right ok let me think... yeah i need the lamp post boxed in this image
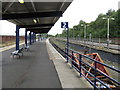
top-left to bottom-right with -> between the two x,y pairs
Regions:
78,26 -> 81,41
74,26 -> 77,40
81,24 -> 89,45
78,35 -> 80,40
89,33 -> 92,54
102,17 -> 115,48
72,28 -> 75,40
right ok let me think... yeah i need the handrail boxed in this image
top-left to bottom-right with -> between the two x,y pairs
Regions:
65,47 -> 120,89
50,40 -> 120,89
68,51 -> 120,85
68,52 -> 120,85
68,48 -> 120,73
67,53 -> 112,89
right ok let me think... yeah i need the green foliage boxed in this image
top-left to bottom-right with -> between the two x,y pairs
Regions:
59,9 -> 120,38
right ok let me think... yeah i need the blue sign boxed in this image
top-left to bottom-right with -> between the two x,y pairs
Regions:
61,22 -> 68,28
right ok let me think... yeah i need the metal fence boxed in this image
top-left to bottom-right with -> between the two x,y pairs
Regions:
65,48 -> 120,89
50,39 -> 120,89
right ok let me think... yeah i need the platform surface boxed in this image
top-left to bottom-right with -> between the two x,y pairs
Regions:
2,39 -> 92,89
46,39 -> 92,89
2,40 -> 62,88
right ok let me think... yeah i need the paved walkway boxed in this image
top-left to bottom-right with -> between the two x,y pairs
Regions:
2,39 -> 92,89
2,40 -> 61,88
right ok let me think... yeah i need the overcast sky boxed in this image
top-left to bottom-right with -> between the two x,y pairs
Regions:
0,0 -> 119,36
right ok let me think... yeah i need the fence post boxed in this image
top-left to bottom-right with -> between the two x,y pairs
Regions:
66,48 -> 68,63
66,27 -> 69,63
65,47 -> 68,63
94,61 -> 97,90
79,54 -> 82,77
71,51 -> 74,68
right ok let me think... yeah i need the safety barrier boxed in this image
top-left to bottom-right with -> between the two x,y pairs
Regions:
49,39 -> 120,89
65,48 -> 120,89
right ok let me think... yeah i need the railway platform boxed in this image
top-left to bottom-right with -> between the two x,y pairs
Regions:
2,39 -> 92,88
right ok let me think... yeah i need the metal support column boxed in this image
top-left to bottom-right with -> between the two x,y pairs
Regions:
61,22 -> 69,63
32,33 -> 34,43
66,28 -> 69,63
107,18 -> 110,49
29,31 -> 32,45
16,25 -> 20,50
34,33 -> 35,42
31,32 -> 33,43
34,33 -> 36,42
38,34 -> 40,41
25,29 -> 27,46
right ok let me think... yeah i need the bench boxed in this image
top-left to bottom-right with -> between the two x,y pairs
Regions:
22,44 -> 30,51
11,48 -> 23,58
24,45 -> 30,51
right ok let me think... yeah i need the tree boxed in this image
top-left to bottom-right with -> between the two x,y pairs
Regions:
59,9 -> 119,38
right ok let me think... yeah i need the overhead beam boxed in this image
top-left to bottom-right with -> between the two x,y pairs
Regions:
52,2 -> 66,23
3,1 -> 15,13
26,28 -> 51,31
30,29 -> 49,32
2,11 -> 62,20
30,0 -> 37,12
32,30 -> 49,34
19,23 -> 54,28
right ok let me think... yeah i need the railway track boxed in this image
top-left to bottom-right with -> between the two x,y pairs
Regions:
49,38 -> 120,82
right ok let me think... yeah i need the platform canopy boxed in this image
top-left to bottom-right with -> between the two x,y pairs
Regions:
2,0 -> 72,33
